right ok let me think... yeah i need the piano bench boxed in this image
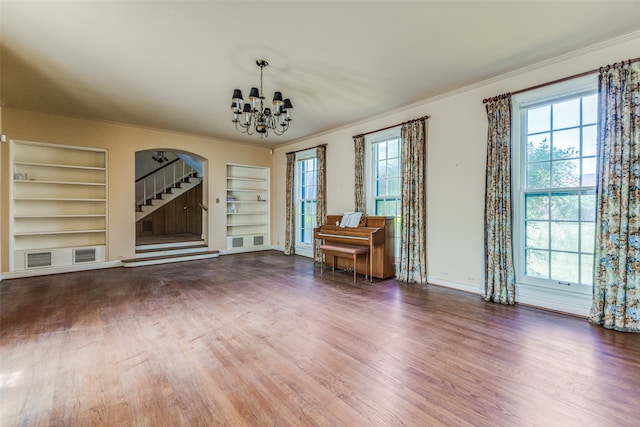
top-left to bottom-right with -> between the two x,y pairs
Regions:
319,244 -> 370,283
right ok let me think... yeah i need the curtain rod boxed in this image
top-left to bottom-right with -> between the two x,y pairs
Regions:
352,114 -> 430,139
285,143 -> 327,156
482,56 -> 640,104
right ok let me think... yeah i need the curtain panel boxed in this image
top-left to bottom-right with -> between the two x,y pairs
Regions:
483,96 -> 516,304
396,119 -> 428,285
284,153 -> 295,255
315,145 -> 327,262
590,62 -> 640,332
353,135 -> 366,214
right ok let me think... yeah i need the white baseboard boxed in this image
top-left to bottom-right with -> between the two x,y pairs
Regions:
220,245 -> 277,255
428,276 -> 482,295
1,261 -> 122,280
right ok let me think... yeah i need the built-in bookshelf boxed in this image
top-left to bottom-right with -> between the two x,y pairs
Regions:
10,140 -> 108,271
226,163 -> 269,253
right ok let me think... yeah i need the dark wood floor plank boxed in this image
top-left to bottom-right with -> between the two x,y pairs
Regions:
2,251 -> 639,426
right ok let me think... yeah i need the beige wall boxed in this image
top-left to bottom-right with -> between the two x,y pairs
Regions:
0,109 -> 270,273
272,35 -> 640,294
2,34 -> 639,285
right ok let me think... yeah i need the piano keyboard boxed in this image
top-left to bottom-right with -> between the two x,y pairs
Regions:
317,233 -> 369,241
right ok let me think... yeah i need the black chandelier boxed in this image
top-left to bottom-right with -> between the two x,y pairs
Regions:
152,151 -> 169,163
231,59 -> 293,137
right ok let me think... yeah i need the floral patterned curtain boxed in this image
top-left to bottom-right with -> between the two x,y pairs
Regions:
484,95 -> 516,304
353,135 -> 366,213
284,152 -> 295,255
590,62 -> 640,332
396,119 -> 428,284
315,145 -> 327,262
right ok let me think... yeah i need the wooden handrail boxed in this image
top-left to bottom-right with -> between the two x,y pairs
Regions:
135,158 -> 180,182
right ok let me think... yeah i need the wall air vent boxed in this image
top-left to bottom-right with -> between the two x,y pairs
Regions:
232,237 -> 244,248
26,252 -> 53,269
253,236 -> 264,246
74,248 -> 96,263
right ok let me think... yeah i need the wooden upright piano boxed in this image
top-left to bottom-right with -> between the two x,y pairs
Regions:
314,215 -> 395,279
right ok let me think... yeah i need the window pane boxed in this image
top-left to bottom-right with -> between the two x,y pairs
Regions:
388,177 -> 401,196
295,154 -> 318,247
581,223 -> 595,253
581,158 -> 596,187
387,139 -> 399,158
551,252 -> 579,283
552,128 -> 580,158
526,162 -> 550,188
553,99 -> 580,129
377,162 -> 388,179
377,142 -> 387,160
581,254 -> 594,286
550,193 -> 579,220
303,228 -> 312,243
527,133 -> 551,162
551,159 -> 580,187
526,249 -> 549,278
387,158 -> 399,178
525,194 -> 549,220
526,221 -> 549,249
582,125 -> 597,157
580,192 -> 596,221
582,94 -> 598,125
376,178 -> 387,196
550,221 -> 579,252
528,105 -> 550,134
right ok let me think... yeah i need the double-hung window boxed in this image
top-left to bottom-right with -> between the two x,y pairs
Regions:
513,76 -> 598,297
366,129 -> 402,260
294,150 -> 318,257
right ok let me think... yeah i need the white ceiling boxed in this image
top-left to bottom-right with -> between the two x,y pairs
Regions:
2,1 -> 640,147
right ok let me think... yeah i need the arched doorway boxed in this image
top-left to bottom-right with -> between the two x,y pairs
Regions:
134,149 -> 207,245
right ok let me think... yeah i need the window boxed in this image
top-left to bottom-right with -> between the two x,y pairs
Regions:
366,130 -> 402,259
513,77 -> 597,295
294,151 -> 318,256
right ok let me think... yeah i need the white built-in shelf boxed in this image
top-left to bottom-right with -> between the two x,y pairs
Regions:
14,161 -> 106,171
14,198 -> 107,202
11,140 -> 108,271
227,212 -> 264,215
227,176 -> 265,182
14,214 -> 106,218
226,163 -> 270,253
14,179 -> 106,186
14,229 -> 107,236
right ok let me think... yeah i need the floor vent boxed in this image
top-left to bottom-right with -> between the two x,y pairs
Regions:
74,248 -> 96,263
26,252 -> 53,269
232,237 -> 244,248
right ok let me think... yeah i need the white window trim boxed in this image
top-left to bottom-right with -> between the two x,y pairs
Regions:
365,127 -> 402,263
511,74 -> 598,316
294,149 -> 317,258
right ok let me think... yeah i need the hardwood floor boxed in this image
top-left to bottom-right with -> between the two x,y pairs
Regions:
1,251 -> 639,426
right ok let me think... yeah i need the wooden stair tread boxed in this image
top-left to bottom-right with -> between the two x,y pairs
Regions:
122,250 -> 219,263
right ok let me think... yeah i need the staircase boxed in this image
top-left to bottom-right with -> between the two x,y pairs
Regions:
122,239 -> 219,267
136,158 -> 201,222
129,155 -> 218,267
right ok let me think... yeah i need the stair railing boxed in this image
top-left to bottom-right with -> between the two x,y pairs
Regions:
135,158 -> 197,209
